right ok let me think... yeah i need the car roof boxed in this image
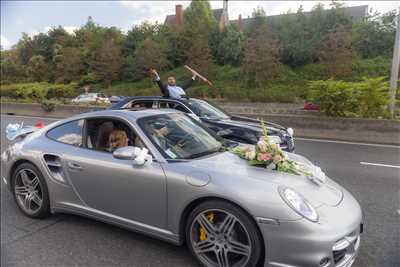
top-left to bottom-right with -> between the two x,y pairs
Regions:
110,96 -> 199,109
68,108 -> 178,122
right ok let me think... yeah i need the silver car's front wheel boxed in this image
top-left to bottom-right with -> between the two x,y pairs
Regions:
186,201 -> 263,267
12,163 -> 50,218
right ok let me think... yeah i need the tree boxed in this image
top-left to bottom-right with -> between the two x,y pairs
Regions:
93,39 -> 122,86
242,24 -> 281,87
278,6 -> 316,66
211,24 -> 244,66
186,35 -> 213,77
27,55 -> 49,82
54,47 -> 84,83
15,33 -> 35,65
132,38 -> 169,80
47,26 -> 74,47
158,25 -> 189,68
183,0 -> 216,35
0,50 -> 26,82
248,6 -> 267,35
352,10 -> 397,58
271,3 -> 353,67
122,22 -> 161,57
318,26 -> 353,78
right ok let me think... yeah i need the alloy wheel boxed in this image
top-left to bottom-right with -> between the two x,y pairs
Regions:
189,209 -> 252,267
14,169 -> 43,214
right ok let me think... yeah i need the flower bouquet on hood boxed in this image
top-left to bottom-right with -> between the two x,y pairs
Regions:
232,122 -> 311,177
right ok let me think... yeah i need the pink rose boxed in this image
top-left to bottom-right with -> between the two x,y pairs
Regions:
258,153 -> 272,162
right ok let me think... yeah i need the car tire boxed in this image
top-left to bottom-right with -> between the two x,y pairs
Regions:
186,200 -> 263,267
11,163 -> 50,219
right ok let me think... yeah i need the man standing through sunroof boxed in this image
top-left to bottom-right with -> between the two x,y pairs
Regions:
150,68 -> 197,98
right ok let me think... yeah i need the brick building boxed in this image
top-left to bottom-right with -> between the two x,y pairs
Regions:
164,1 -> 368,32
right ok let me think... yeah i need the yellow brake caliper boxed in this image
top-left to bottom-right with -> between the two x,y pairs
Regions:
199,212 -> 214,241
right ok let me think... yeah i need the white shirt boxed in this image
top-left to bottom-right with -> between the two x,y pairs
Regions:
155,75 -> 195,98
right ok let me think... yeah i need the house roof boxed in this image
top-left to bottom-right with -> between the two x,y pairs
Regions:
231,5 -> 368,30
165,5 -> 368,29
164,15 -> 177,26
164,8 -> 224,26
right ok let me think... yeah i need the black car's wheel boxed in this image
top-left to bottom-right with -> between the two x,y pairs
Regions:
12,163 -> 50,218
186,200 -> 263,267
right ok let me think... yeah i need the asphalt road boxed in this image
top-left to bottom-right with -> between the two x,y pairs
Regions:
1,115 -> 399,267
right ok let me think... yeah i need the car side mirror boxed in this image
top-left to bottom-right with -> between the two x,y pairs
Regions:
112,146 -> 137,160
112,146 -> 152,166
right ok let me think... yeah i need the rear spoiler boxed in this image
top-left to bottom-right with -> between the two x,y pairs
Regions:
6,121 -> 44,141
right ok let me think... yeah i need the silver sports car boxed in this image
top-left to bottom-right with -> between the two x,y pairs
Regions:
1,109 -> 363,267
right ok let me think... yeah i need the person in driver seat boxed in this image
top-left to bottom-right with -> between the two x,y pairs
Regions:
108,129 -> 129,152
151,122 -> 170,150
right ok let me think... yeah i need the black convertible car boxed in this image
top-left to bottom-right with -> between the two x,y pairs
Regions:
111,96 -> 295,151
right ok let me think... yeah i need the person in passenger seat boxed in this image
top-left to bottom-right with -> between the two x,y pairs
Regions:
108,129 -> 129,152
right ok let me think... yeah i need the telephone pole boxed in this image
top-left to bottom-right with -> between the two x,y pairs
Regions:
389,8 -> 400,118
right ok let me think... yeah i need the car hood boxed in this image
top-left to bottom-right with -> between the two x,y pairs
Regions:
192,151 -> 343,208
203,116 -> 286,135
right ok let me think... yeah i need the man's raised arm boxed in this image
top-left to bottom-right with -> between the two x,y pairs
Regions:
181,75 -> 197,91
151,69 -> 169,97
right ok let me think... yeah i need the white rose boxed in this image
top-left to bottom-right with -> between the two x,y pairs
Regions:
257,140 -> 267,152
245,149 -> 256,160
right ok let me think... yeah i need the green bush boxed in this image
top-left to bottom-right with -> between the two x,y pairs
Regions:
46,83 -> 77,99
40,99 -> 57,112
2,83 -> 48,100
351,57 -> 391,80
79,73 -> 98,86
295,64 -> 329,81
0,82 -> 78,101
308,77 -> 390,118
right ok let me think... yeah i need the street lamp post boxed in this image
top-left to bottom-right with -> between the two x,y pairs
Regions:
389,8 -> 400,118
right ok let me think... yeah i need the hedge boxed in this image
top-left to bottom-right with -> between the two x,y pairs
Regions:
0,82 -> 78,100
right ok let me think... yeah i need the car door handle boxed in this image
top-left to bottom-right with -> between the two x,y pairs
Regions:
68,162 -> 82,170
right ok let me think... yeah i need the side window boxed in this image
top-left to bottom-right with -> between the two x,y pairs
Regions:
175,104 -> 190,113
47,120 -> 84,147
159,101 -> 190,113
128,100 -> 155,109
85,119 -> 145,153
159,101 -> 171,109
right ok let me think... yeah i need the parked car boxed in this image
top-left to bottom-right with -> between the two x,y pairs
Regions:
71,93 -> 110,104
1,109 -> 362,267
109,95 -> 126,104
111,96 -> 295,151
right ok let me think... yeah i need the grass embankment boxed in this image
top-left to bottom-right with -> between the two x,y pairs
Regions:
0,57 -> 393,105
98,57 -> 393,103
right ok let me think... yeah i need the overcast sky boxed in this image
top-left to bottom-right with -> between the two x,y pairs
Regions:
1,1 -> 399,50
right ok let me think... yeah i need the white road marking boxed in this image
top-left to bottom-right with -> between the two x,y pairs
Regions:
297,137 -> 400,149
397,209 -> 400,216
360,162 -> 400,169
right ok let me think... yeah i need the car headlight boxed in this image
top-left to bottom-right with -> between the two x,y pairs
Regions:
279,187 -> 319,222
287,127 -> 294,136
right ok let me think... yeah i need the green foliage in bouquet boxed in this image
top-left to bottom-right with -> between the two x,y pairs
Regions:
232,121 -> 311,176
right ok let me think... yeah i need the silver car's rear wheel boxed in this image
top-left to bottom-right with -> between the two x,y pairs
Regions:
186,201 -> 262,267
12,163 -> 50,218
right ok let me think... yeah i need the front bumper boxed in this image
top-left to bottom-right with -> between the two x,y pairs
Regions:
258,190 -> 363,267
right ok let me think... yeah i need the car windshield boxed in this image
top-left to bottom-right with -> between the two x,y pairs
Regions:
139,113 -> 222,160
186,99 -> 229,120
